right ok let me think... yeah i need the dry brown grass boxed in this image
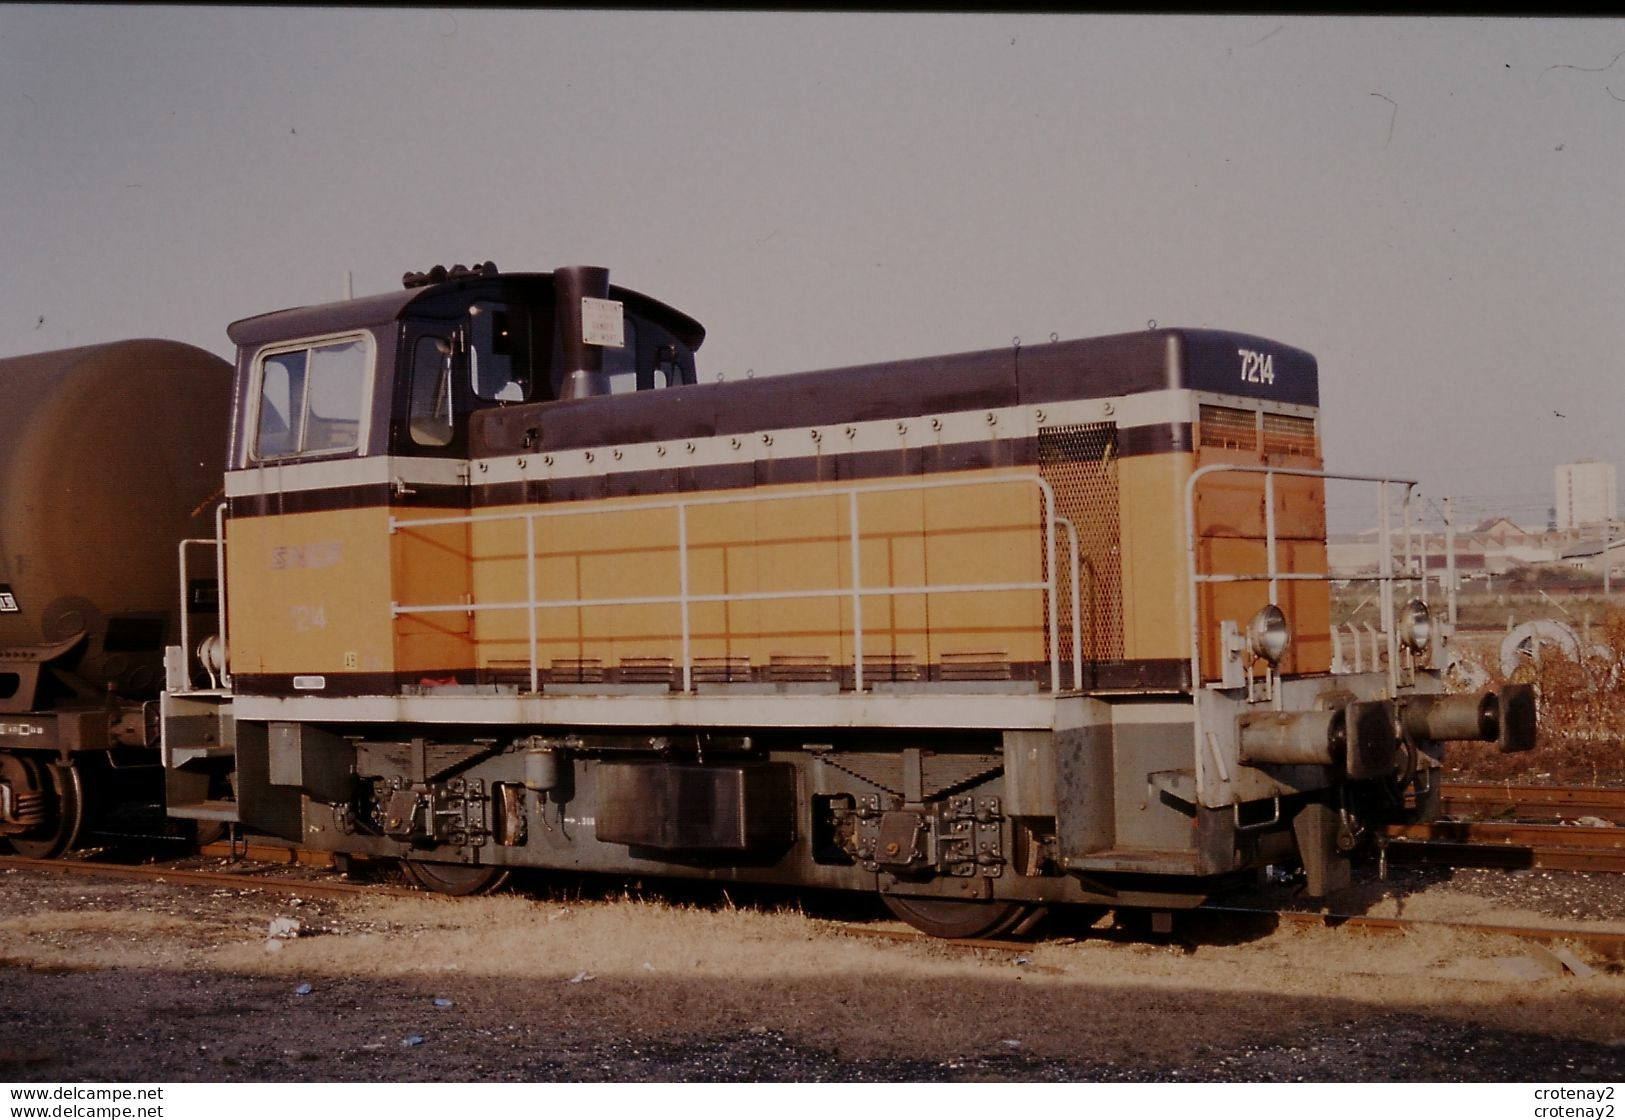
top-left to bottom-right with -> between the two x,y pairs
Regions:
1444,610 -> 1625,785
138,892 -> 1625,1059
4,869 -> 1624,1079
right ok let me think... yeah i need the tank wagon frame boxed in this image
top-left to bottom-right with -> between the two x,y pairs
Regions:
2,265 -> 1532,937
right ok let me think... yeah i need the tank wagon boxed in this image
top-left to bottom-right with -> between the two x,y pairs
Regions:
147,263 -> 1533,936
0,339 -> 233,856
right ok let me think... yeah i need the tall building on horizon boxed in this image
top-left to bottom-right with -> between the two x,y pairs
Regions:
1554,460 -> 1617,532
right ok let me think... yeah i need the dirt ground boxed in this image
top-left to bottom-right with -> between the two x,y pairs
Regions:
2,857 -> 1624,1083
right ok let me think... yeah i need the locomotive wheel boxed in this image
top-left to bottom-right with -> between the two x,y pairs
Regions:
190,819 -> 229,848
399,859 -> 511,896
2,756 -> 86,859
882,894 -> 1036,940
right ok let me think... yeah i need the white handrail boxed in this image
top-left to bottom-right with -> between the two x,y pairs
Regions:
1183,463 -> 1418,692
391,473 -> 1076,693
177,537 -> 207,685
1183,463 -> 1419,799
1055,515 -> 1083,691
176,502 -> 231,691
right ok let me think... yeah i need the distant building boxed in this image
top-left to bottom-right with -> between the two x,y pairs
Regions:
1559,538 -> 1625,577
1326,518 -> 1558,580
1327,533 -> 1379,577
1555,460 -> 1617,531
1468,516 -> 1532,547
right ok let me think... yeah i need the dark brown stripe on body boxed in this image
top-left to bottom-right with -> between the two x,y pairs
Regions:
233,658 -> 1191,701
226,424 -> 1191,517
229,483 -> 468,519
470,328 -> 1315,459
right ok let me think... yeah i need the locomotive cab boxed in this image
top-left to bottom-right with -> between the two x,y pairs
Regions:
229,263 -> 703,470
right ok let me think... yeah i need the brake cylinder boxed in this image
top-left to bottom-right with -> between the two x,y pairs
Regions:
523,746 -> 560,793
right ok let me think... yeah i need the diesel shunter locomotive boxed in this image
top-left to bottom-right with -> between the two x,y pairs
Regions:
5,264 -> 1535,937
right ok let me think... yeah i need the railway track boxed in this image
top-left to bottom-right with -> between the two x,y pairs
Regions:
1441,780 -> 1625,823
168,781 -> 1625,877
5,851 -> 1622,965
0,853 -> 408,901
1383,820 -> 1625,872
838,908 -> 1625,963
1221,905 -> 1625,961
3,782 -> 1618,942
1383,781 -> 1625,873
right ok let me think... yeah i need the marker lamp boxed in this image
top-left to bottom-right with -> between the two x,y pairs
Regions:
1247,604 -> 1292,666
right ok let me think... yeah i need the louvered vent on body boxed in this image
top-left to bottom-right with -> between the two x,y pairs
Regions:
1261,412 -> 1318,457
1198,404 -> 1258,450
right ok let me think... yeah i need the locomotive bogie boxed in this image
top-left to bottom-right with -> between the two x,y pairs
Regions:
212,662 -> 1481,915
221,713 -> 1247,916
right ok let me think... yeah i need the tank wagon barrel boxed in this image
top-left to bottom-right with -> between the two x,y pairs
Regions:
0,339 -> 233,856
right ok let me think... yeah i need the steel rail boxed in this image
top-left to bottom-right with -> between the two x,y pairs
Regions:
837,926 -> 1039,954
1391,820 -> 1625,850
1439,781 -> 1625,824
1381,839 -> 1625,875
1381,818 -> 1625,874
196,840 -> 340,868
1201,905 -> 1625,961
9,855 -> 1622,960
843,908 -> 1625,960
0,855 -> 411,900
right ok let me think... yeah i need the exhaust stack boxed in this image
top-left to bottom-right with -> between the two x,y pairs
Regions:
554,265 -> 612,401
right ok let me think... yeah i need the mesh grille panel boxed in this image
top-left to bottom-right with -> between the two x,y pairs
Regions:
1261,411 -> 1318,457
1038,423 -> 1124,664
1199,405 -> 1257,450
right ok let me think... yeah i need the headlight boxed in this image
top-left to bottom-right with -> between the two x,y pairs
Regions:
1401,598 -> 1432,653
1246,604 -> 1291,665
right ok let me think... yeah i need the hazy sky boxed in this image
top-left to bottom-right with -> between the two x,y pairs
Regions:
3,10 -> 1621,529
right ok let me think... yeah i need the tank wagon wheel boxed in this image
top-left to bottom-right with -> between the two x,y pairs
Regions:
1,755 -> 86,859
882,895 -> 1038,940
399,859 -> 511,897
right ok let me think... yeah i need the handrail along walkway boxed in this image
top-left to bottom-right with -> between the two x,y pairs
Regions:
389,473 -> 1086,694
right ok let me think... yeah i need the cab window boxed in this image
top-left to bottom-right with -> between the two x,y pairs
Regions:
604,318 -> 640,395
253,336 -> 369,460
548,313 -> 643,398
407,335 -> 454,447
469,302 -> 534,402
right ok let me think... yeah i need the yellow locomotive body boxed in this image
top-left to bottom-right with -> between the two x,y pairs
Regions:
153,264 -> 1531,934
222,384 -> 1330,693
